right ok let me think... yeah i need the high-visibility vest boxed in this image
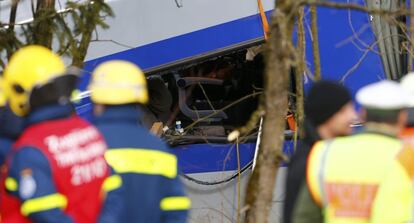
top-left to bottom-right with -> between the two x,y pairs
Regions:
400,127 -> 414,145
307,133 -> 414,223
0,116 -> 110,223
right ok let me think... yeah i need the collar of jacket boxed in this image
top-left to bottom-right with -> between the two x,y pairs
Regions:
302,119 -> 321,145
363,122 -> 399,138
94,104 -> 144,125
26,104 -> 74,127
0,106 -> 24,139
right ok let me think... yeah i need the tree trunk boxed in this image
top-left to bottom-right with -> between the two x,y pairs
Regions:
33,0 -> 55,48
0,0 -> 113,68
6,0 -> 20,59
409,0 -> 414,72
70,2 -> 97,68
296,6 -> 306,138
244,0 -> 296,222
71,0 -> 111,67
72,26 -> 93,67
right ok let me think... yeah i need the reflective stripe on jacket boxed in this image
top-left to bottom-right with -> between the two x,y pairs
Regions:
0,113 -> 109,223
96,105 -> 190,223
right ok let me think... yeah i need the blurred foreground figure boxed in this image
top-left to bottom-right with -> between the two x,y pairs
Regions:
89,60 -> 190,223
0,79 -> 24,166
283,81 -> 355,223
400,72 -> 414,143
0,45 -> 115,223
294,80 -> 413,223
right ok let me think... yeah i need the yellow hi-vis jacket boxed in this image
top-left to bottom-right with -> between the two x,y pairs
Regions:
307,132 -> 414,223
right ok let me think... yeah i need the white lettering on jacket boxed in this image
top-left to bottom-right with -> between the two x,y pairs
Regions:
43,127 -> 107,185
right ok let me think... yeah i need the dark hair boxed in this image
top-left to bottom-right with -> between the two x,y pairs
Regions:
305,80 -> 351,127
365,108 -> 402,125
30,74 -> 77,111
407,108 -> 414,127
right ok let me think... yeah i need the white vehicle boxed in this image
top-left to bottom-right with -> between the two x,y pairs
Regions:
1,0 -> 400,222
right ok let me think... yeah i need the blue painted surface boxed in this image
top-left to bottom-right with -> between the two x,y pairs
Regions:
82,11 -> 272,74
173,141 -> 294,174
74,10 -> 272,119
76,1 -> 384,112
302,0 -> 384,109
75,1 -> 387,174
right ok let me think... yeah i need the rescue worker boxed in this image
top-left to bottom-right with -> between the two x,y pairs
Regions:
89,60 -> 191,223
0,45 -> 119,223
140,76 -> 173,129
294,80 -> 412,223
400,72 -> 414,143
0,78 -> 24,166
283,80 -> 356,223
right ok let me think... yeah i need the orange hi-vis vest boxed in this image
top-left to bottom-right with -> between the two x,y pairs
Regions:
307,132 -> 414,223
400,127 -> 414,145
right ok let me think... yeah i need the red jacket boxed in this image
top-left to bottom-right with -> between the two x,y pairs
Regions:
1,115 -> 108,223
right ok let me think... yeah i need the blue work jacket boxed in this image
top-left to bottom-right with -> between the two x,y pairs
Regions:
95,105 -> 190,223
0,106 -> 24,166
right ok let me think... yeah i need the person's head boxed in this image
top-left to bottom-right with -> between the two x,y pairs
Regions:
147,77 -> 172,122
400,72 -> 414,127
305,80 -> 355,139
3,45 -> 77,117
88,60 -> 148,115
356,80 -> 410,132
0,77 -> 6,109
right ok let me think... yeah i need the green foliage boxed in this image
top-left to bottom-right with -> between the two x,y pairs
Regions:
0,29 -> 22,58
0,0 -> 114,69
67,0 -> 114,67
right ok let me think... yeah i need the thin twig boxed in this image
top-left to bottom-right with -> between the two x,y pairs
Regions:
90,39 -> 135,49
304,0 -> 412,16
184,91 -> 262,130
197,82 -> 216,112
310,5 -> 321,80
340,48 -> 370,83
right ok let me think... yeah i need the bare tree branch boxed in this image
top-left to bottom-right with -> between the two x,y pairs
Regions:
33,0 -> 56,48
336,22 -> 379,54
8,0 -> 19,32
408,2 -> 414,72
6,0 -> 19,59
304,0 -> 411,16
340,31 -> 406,83
340,48 -> 370,83
296,6 -> 306,139
182,91 -> 262,129
90,39 -> 135,49
244,0 -> 294,222
310,5 -> 321,80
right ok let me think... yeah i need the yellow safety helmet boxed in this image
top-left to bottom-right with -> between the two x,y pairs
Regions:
89,60 -> 148,105
3,45 -> 66,116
